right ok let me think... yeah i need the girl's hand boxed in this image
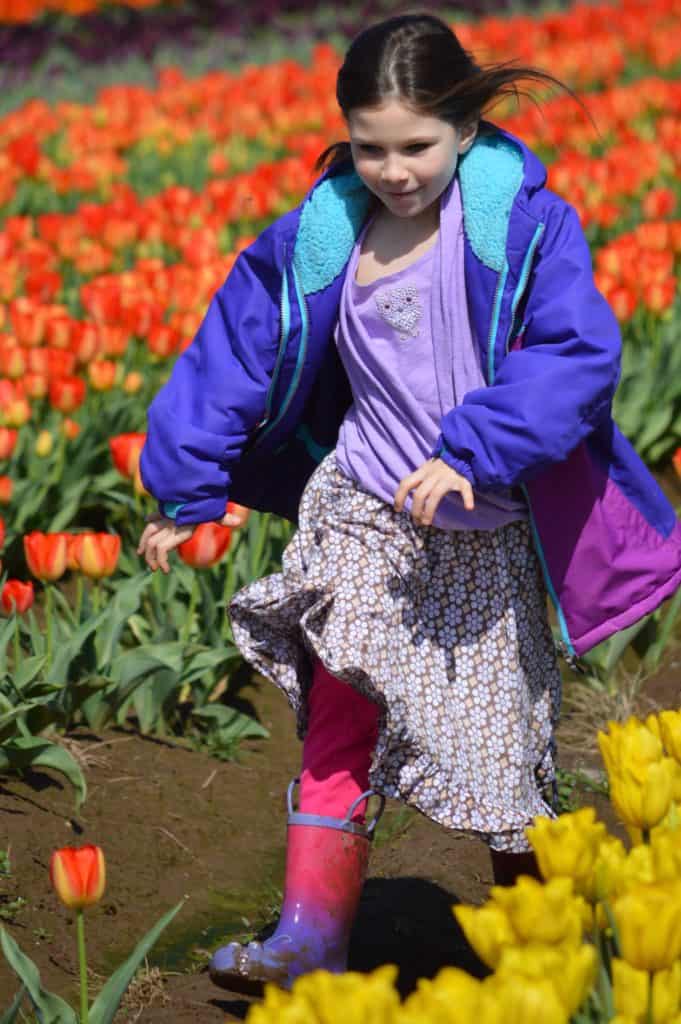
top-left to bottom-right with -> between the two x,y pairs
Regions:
137,516 -> 196,573
394,458 -> 475,527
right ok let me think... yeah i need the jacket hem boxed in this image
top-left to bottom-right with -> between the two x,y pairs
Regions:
571,563 -> 681,656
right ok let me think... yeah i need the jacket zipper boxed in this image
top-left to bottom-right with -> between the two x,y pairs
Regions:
252,258 -> 309,448
248,248 -> 292,448
493,221 -> 577,660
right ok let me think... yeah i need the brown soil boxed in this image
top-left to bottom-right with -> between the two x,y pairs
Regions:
0,659 -> 679,1023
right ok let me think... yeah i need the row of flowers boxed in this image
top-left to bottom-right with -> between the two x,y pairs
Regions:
0,0 -> 171,22
241,711 -> 681,1024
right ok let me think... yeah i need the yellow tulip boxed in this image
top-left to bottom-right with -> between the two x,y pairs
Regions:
613,959 -> 681,1024
651,828 -> 681,883
482,971 -> 569,1024
660,711 -> 681,765
599,719 -> 676,831
525,807 -> 607,899
454,902 -> 517,969
613,881 -> 681,971
35,429 -> 54,457
592,835 -> 628,902
496,943 -> 597,1017
488,876 -> 588,946
402,967 -> 483,1021
292,965 -> 401,1022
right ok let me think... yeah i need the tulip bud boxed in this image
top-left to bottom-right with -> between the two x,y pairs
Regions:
0,427 -> 18,460
61,417 -> 81,441
0,579 -> 34,615
109,432 -> 146,479
23,531 -> 68,581
88,359 -> 117,392
122,371 -> 143,394
178,522 -> 232,569
49,376 -> 87,414
49,845 -> 106,910
73,533 -> 121,580
0,475 -> 13,504
35,430 -> 54,457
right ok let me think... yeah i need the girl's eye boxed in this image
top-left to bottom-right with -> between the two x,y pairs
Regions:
405,143 -> 429,153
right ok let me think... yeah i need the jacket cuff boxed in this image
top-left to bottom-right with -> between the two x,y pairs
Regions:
431,438 -> 476,485
160,501 -> 185,520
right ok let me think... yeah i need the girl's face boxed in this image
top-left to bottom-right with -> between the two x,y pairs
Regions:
347,98 -> 477,221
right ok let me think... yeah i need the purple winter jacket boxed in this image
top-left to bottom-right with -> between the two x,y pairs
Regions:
139,121 -> 681,659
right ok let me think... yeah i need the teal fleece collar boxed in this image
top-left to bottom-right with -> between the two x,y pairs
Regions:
293,129 -> 531,295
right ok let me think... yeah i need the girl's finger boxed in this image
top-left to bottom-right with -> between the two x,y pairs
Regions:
394,467 -> 427,511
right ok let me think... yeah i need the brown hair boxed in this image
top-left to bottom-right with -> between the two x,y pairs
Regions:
316,13 -> 594,172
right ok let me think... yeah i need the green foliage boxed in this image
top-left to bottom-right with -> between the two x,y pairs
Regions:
0,511 -> 291,802
576,584 -> 681,691
0,900 -> 183,1024
614,298 -> 681,465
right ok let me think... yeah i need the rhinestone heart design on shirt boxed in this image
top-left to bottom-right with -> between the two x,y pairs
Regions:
374,284 -> 422,338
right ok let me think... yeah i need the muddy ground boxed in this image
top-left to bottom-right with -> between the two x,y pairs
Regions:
0,659 -> 679,1022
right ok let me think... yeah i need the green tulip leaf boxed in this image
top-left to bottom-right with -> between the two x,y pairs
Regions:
0,985 -> 26,1024
0,928 -> 77,1024
13,656 -> 48,692
88,900 -> 184,1024
0,738 -> 86,810
94,573 -> 154,668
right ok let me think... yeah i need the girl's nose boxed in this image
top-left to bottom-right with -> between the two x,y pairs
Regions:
380,155 -> 408,185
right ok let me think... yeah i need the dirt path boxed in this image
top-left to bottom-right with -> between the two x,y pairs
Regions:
1,663 -> 677,1022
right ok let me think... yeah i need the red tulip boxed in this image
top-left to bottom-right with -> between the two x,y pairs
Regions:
225,501 -> 251,528
23,531 -> 68,581
109,432 -> 146,479
673,449 -> 681,481
0,515 -> 4,549
49,845 -> 106,910
0,476 -> 13,504
0,428 -> 17,460
61,417 -> 81,441
1,579 -> 34,615
49,376 -> 86,414
24,372 -> 48,399
178,522 -> 232,568
72,533 -> 121,579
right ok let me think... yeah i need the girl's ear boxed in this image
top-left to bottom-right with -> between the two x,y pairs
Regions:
458,120 -> 479,154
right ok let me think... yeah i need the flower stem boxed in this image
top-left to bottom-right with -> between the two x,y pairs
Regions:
76,910 -> 89,1024
13,615 -> 20,669
91,582 -> 101,616
75,575 -> 84,624
182,574 -> 199,644
45,585 -> 53,669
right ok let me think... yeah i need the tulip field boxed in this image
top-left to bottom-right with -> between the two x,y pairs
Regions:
0,0 -> 680,1020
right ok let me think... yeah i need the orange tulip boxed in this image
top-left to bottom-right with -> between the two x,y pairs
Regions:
23,531 -> 68,581
49,845 -> 106,910
0,579 -> 34,615
88,358 -> 117,391
109,432 -> 146,478
72,533 -> 121,579
178,522 -> 232,568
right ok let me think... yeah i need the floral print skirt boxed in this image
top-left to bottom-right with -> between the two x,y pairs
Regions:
230,453 -> 562,853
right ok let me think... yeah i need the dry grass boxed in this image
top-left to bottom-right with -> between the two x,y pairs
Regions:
52,733 -> 112,772
117,961 -> 171,1022
556,668 -> 657,760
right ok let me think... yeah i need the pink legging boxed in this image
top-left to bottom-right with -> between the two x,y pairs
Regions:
299,659 -> 380,822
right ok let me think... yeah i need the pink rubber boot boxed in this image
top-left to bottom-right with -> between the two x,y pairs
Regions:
209,660 -> 382,994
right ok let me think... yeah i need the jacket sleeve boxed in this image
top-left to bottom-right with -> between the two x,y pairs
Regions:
433,201 -> 622,490
138,224 -> 285,525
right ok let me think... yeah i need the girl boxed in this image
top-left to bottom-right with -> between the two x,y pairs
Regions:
138,13 -> 681,995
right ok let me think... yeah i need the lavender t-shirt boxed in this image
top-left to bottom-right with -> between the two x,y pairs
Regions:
334,219 -> 527,532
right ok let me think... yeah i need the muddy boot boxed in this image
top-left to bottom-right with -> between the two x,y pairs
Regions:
209,778 -> 384,996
